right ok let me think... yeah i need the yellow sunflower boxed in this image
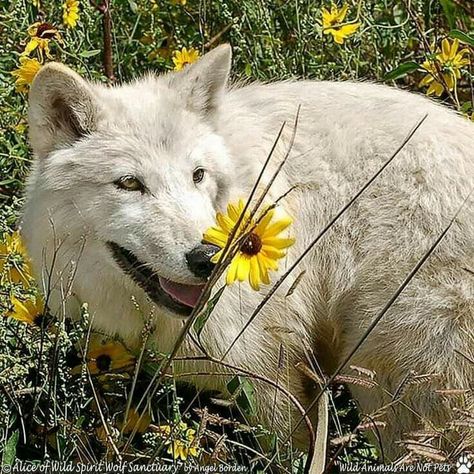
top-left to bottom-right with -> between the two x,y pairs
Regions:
172,47 -> 200,71
322,3 -> 360,45
81,340 -> 136,375
419,38 -> 470,97
62,0 -> 80,28
23,22 -> 62,61
11,57 -> 42,93
203,199 -> 295,291
9,295 -> 45,325
159,422 -> 199,460
0,231 -> 32,286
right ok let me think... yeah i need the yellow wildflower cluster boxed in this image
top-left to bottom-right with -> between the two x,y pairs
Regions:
11,1 -> 80,93
322,3 -> 360,44
63,0 -> 80,28
83,339 -> 136,375
419,38 -> 470,97
172,47 -> 200,71
0,231 -> 32,286
11,57 -> 42,93
159,422 -> 200,460
1,231 -> 44,325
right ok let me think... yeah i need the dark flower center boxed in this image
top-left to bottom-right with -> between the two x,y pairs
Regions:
95,354 -> 112,372
36,23 -> 57,39
241,233 -> 262,256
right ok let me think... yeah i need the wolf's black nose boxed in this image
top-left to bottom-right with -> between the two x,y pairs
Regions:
186,244 -> 220,279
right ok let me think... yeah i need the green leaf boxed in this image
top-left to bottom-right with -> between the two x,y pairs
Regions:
460,101 -> 472,113
440,0 -> 457,30
449,29 -> 474,47
3,430 -> 19,465
193,285 -> 225,339
79,50 -> 101,58
384,62 -> 420,81
227,375 -> 257,416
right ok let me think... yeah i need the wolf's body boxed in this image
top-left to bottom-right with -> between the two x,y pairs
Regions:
22,46 -> 473,459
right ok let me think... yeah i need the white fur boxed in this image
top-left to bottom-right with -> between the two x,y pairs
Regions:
21,45 -> 473,458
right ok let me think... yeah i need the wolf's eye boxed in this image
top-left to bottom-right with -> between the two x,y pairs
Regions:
193,168 -> 205,184
114,175 -> 145,193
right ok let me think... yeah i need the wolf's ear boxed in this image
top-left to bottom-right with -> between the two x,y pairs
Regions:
28,63 -> 99,158
166,44 -> 231,117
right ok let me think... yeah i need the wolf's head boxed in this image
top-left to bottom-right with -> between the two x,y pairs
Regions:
24,45 -> 236,321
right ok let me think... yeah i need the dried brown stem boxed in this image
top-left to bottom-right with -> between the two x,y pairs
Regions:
96,0 -> 114,81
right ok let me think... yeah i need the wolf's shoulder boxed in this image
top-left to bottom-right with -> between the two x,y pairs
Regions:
222,79 -> 474,161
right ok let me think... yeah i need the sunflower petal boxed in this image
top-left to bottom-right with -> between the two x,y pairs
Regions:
262,246 -> 286,259
210,248 -> 224,264
333,32 -> 345,44
262,236 -> 295,249
264,215 -> 293,237
321,8 -> 332,27
23,38 -> 39,55
335,4 -> 348,22
450,39 -> 459,59
419,73 -> 434,87
226,256 -> 239,285
227,201 -> 242,221
259,252 -> 279,271
236,255 -> 251,282
203,227 -> 227,247
441,38 -> 451,59
254,208 -> 275,236
249,257 -> 261,291
216,212 -> 235,234
340,22 -> 360,36
257,254 -> 271,285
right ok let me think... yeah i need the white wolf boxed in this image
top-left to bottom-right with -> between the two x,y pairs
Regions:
22,45 -> 473,459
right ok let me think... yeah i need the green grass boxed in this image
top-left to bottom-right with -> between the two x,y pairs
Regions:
0,0 -> 473,469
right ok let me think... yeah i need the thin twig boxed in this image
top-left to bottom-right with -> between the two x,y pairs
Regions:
97,0 -> 114,81
204,22 -> 233,49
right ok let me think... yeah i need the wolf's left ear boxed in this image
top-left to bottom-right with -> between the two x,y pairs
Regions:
166,44 -> 231,117
28,63 -> 99,158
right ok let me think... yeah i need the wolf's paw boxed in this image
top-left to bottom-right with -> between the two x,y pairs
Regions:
457,455 -> 472,474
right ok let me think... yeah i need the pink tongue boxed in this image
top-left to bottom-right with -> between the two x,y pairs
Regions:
159,277 -> 205,308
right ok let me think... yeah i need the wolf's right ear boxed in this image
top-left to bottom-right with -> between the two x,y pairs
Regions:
165,44 -> 232,117
28,63 -> 99,158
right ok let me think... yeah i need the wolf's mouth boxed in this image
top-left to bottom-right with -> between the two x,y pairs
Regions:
107,242 -> 205,317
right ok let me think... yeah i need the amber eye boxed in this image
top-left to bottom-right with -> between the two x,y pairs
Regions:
114,175 -> 145,193
193,168 -> 205,184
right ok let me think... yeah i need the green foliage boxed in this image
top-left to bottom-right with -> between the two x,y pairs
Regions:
227,375 -> 257,417
384,61 -> 419,81
2,430 -> 19,465
193,285 -> 225,340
